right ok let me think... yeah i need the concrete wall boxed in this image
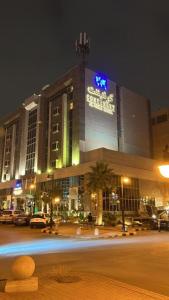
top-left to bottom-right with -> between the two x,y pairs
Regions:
152,108 -> 169,160
119,87 -> 151,158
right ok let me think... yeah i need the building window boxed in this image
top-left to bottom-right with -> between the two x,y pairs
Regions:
157,114 -> 168,124
51,160 -> 56,168
151,118 -> 156,125
70,102 -> 74,110
53,106 -> 59,116
52,141 -> 59,151
4,160 -> 10,167
6,134 -> 12,140
25,109 -> 37,174
5,147 -> 10,154
102,176 -> 140,213
52,123 -> 59,133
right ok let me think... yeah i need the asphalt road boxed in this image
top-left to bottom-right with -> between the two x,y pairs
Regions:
1,225 -> 169,297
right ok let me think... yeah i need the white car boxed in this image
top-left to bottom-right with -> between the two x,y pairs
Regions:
0,210 -> 22,224
132,219 -> 143,226
30,212 -> 50,228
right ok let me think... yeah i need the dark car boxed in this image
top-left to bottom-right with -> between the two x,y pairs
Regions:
158,219 -> 169,230
14,214 -> 31,226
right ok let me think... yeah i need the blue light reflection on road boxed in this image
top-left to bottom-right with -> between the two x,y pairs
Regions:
0,238 -> 136,257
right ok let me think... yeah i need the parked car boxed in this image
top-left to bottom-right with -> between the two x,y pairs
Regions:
14,214 -> 31,226
132,219 -> 143,227
30,212 -> 50,228
0,210 -> 22,224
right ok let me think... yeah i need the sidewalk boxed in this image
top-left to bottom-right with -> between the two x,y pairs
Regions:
0,271 -> 168,300
44,223 -> 139,239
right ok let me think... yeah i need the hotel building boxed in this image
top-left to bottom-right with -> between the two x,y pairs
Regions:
0,64 -> 168,215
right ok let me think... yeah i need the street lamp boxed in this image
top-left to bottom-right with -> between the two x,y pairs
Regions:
158,165 -> 169,178
121,176 -> 131,232
158,164 -> 169,220
29,184 -> 36,214
54,197 -> 60,216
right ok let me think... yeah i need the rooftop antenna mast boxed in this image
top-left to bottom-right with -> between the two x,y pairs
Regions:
75,32 -> 90,66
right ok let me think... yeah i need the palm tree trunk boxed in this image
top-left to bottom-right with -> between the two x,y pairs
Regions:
97,189 -> 103,225
44,202 -> 47,213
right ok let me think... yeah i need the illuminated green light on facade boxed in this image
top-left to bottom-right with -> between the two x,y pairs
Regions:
62,94 -> 68,167
72,146 -> 80,166
56,159 -> 62,169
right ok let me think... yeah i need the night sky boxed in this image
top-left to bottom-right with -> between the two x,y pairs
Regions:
0,0 -> 169,117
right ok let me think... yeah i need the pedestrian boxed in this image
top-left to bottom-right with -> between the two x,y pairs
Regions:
87,212 -> 93,228
157,219 -> 161,232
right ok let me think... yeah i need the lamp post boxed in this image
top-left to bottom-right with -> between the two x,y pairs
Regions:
46,170 -> 56,228
158,164 -> 169,221
54,197 -> 60,216
48,175 -> 54,228
121,176 -> 131,232
29,184 -> 36,214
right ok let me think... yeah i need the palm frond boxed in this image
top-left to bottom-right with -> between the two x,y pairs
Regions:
86,161 -> 114,192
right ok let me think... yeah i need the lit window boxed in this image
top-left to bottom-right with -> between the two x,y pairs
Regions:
52,141 -> 59,151
70,102 -> 74,110
4,160 -> 9,167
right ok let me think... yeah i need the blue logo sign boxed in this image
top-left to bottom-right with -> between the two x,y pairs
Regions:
15,179 -> 22,189
95,74 -> 107,90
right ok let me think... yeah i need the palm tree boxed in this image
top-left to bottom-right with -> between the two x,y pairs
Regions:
41,192 -> 50,213
86,161 -> 114,225
32,188 -> 45,213
41,181 -> 62,227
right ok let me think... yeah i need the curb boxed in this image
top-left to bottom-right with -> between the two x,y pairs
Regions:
134,227 -> 148,231
40,230 -> 137,238
110,231 -> 137,238
108,278 -> 169,300
41,228 -> 58,235
75,231 -> 137,239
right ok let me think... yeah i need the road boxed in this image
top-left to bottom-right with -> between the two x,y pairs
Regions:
1,225 -> 169,297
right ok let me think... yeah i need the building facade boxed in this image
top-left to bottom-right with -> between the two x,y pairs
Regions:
152,108 -> 169,161
0,64 -> 168,215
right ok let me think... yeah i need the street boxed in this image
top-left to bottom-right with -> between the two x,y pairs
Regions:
1,225 -> 169,297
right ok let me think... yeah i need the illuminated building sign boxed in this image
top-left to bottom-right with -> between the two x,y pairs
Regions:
13,179 -> 23,196
86,86 -> 115,115
13,188 -> 23,196
95,74 -> 107,90
15,180 -> 22,189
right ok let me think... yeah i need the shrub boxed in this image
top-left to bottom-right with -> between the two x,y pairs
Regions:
103,212 -> 117,226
